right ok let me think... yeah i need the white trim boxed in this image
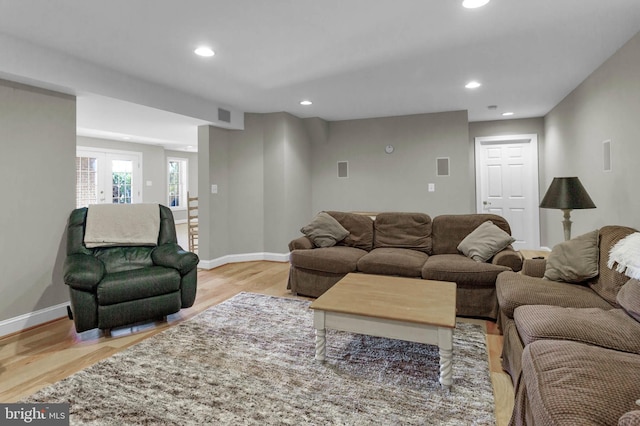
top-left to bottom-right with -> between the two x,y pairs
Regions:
198,252 -> 290,270
0,302 -> 69,338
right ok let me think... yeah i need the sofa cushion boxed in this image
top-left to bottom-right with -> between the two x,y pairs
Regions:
521,340 -> 640,426
373,212 -> 432,253
289,246 -> 368,274
514,305 -> 640,354
617,279 -> 640,322
300,211 -> 350,248
496,271 -> 614,319
422,254 -> 510,288
457,221 -> 516,262
97,266 -> 181,305
357,248 -> 428,277
589,225 -> 638,306
431,214 -> 511,255
326,211 -> 374,251
543,229 -> 599,283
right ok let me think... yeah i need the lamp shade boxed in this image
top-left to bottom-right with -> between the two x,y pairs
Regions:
540,177 -> 596,210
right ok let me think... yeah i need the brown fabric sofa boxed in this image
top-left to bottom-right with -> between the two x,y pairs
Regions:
288,211 -> 523,320
495,225 -> 640,425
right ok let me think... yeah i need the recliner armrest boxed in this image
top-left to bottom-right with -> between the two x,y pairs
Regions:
492,247 -> 524,272
63,253 -> 106,291
152,243 -> 199,275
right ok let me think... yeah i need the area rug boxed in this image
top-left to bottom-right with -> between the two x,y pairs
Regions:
24,292 -> 495,425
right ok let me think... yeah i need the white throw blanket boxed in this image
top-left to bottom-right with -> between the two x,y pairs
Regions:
84,203 -> 160,248
608,232 -> 640,279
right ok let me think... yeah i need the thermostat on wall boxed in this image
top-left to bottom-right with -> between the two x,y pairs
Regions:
385,145 -> 394,154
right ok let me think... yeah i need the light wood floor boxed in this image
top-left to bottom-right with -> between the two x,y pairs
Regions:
0,261 -> 514,425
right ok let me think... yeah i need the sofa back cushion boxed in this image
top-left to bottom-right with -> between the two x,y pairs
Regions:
326,211 -> 374,251
590,225 -> 638,305
372,212 -> 432,254
432,214 -> 511,255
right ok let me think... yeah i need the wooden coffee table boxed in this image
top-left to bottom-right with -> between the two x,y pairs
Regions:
309,273 -> 457,389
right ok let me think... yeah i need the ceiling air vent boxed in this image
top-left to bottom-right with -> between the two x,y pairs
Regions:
218,108 -> 231,123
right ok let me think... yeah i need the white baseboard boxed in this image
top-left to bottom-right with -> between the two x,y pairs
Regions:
198,252 -> 290,270
0,302 -> 69,338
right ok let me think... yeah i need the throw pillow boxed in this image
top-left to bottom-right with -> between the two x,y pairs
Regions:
544,229 -> 599,283
617,279 -> 640,322
457,221 -> 516,262
300,212 -> 350,248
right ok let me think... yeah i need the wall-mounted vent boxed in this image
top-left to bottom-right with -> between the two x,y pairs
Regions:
603,140 -> 612,172
218,108 -> 231,123
337,161 -> 349,178
436,157 -> 450,176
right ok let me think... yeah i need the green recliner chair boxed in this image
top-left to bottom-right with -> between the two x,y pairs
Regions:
63,204 -> 199,335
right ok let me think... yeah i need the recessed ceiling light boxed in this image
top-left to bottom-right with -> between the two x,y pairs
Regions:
300,100 -> 313,106
194,46 -> 215,57
502,112 -> 515,116
465,81 -> 481,89
462,0 -> 490,9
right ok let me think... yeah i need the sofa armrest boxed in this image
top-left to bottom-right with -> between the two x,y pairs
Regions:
288,236 -> 314,251
152,243 -> 199,275
522,258 -> 547,277
492,247 -> 524,272
63,253 -> 105,291
619,410 -> 640,425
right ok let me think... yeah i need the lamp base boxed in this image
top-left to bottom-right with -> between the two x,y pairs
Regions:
562,209 -> 573,241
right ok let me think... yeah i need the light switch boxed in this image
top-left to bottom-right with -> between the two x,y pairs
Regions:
428,183 -> 435,192
146,181 -> 152,186
211,184 -> 218,194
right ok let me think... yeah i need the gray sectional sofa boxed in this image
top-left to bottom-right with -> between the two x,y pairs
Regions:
288,211 -> 523,320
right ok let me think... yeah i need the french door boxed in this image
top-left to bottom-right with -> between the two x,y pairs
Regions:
76,148 -> 142,208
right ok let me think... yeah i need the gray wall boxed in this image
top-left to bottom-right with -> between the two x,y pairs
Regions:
77,136 -> 198,222
542,31 -> 640,248
311,110 -> 472,216
198,112 -> 312,260
0,80 -> 76,323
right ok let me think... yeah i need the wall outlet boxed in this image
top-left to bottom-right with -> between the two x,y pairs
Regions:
428,183 -> 435,192
211,184 -> 218,194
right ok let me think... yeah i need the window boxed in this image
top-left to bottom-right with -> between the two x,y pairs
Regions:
168,157 -> 188,209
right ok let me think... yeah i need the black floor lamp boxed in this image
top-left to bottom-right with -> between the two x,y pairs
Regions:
540,177 -> 596,241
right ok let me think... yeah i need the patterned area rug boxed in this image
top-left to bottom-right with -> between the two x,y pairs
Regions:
25,292 -> 495,425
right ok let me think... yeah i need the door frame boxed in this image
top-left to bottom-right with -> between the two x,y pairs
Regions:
474,134 -> 540,250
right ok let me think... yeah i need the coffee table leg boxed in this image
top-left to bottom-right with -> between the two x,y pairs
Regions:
438,328 -> 453,390
313,310 -> 326,362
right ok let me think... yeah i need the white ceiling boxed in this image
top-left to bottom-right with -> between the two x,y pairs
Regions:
1,0 -> 639,150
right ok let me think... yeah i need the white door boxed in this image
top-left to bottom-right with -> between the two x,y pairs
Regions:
76,148 -> 142,208
475,135 -> 540,250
